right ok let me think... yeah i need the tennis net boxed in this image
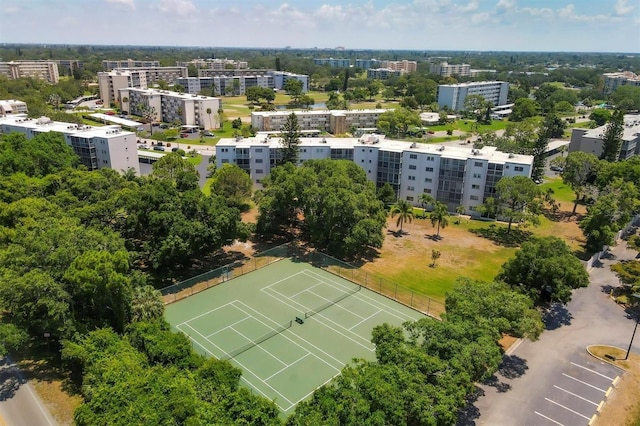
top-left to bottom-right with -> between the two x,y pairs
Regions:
221,320 -> 293,360
305,285 -> 361,319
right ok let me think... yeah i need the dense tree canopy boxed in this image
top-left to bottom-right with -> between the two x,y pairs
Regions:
0,132 -> 79,177
494,175 -> 543,232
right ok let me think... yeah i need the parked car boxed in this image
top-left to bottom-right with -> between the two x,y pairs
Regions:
160,124 -> 168,129
171,147 -> 180,152
137,127 -> 145,131
153,146 -> 165,151
204,131 -> 214,137
180,133 -> 189,138
156,142 -> 164,147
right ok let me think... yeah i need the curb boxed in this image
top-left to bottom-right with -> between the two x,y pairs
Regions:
585,345 -> 628,371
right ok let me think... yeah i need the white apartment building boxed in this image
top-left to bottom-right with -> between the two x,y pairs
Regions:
176,58 -> 248,70
118,88 -> 221,129
383,60 -> 417,73
215,134 -> 533,213
98,69 -> 148,108
430,62 -> 471,77
103,59 -> 160,70
313,58 -> 351,68
367,68 -> 403,80
191,70 -> 308,94
0,99 -> 28,116
0,61 -> 59,83
602,72 -> 640,95
0,114 -> 139,174
437,81 -> 510,111
569,114 -> 640,161
251,109 -> 388,135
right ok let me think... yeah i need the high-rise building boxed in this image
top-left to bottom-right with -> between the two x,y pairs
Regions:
429,62 -> 471,77
103,59 -> 160,70
437,81 -> 510,111
0,99 -> 28,116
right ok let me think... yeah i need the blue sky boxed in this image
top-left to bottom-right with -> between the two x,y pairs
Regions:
1,0 -> 638,52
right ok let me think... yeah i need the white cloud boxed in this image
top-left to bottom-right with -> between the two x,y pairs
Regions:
4,6 -> 20,14
521,7 -> 553,18
496,0 -> 516,10
557,3 -> 574,18
157,0 -> 195,17
105,0 -> 135,10
471,11 -> 491,23
615,0 -> 635,15
456,0 -> 480,13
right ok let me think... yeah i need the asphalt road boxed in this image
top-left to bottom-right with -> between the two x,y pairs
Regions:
465,242 -> 640,426
0,358 -> 56,426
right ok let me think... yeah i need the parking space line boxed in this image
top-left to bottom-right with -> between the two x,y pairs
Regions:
545,398 -> 591,420
562,373 -> 607,392
570,362 -> 615,380
553,385 -> 599,406
534,411 -> 564,425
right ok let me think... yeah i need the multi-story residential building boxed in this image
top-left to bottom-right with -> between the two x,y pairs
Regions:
437,81 -> 509,111
0,99 -> 28,116
55,60 -> 84,76
429,62 -> 471,77
251,109 -> 387,134
469,69 -> 497,77
118,88 -> 221,129
382,60 -> 417,73
367,68 -> 402,80
0,114 -> 139,174
355,59 -> 383,69
103,59 -> 160,70
176,58 -> 248,70
602,72 -> 640,95
569,114 -> 640,161
215,134 -> 533,212
179,70 -> 308,95
98,69 -> 148,107
0,61 -> 59,83
313,58 -> 351,68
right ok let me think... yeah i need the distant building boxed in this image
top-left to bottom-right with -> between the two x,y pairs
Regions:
216,134 -> 533,212
0,114 -> 139,174
313,58 -> 351,68
429,62 -> 471,77
118,88 -> 221,129
251,109 -> 387,135
382,60 -> 417,73
0,99 -> 28,116
355,59 -> 383,69
569,114 -> 640,161
437,81 -> 509,111
55,59 -> 84,76
0,61 -> 59,83
602,72 -> 640,95
177,70 -> 308,96
98,67 -> 188,107
176,58 -> 248,70
367,68 -> 402,80
103,59 -> 160,70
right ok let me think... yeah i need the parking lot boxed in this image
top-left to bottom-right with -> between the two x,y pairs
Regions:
533,352 -> 620,425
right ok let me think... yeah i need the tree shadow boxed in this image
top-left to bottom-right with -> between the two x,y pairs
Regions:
543,303 -> 573,330
424,234 -> 443,241
469,226 -> 532,247
387,229 -> 406,238
498,355 -> 529,379
482,374 -> 511,393
456,385 -> 485,426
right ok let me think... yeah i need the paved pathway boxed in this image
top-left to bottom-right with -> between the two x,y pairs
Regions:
465,242 -> 639,425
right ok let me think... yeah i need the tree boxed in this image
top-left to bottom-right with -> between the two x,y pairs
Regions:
444,278 -> 544,340
429,201 -> 449,239
131,286 -> 164,323
0,323 -> 28,357
562,151 -> 600,214
152,152 -> 200,192
455,205 -> 465,224
217,108 -> 225,129
495,175 -> 542,232
419,193 -> 434,218
376,182 -> 396,205
279,113 -> 300,165
0,132 -> 79,177
609,85 -> 640,111
600,109 -> 624,162
376,107 -> 421,137
510,98 -> 540,121
138,104 -> 157,135
390,199 -> 414,232
463,94 -> 490,121
231,117 -> 242,129
430,249 -> 441,267
589,108 -> 611,126
210,163 -> 252,209
284,79 -> 304,103
496,236 -> 589,304
579,193 -> 621,253
299,94 -> 315,109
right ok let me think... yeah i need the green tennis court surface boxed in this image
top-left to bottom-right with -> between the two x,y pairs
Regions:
165,258 -> 425,415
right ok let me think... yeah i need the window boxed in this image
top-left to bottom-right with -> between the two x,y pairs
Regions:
473,173 -> 481,178
470,195 -> 479,200
514,166 -> 524,172
427,156 -> 434,161
255,159 -> 263,163
361,159 -> 365,163
255,148 -> 263,153
425,178 -> 432,183
221,159 -> 229,163
472,184 -> 480,189
406,196 -> 414,201
474,161 -> 483,167
407,186 -> 415,191
409,154 -> 418,159
423,188 -> 432,194
426,167 -> 434,172
409,165 -> 417,170
408,175 -> 416,181
221,148 -> 228,153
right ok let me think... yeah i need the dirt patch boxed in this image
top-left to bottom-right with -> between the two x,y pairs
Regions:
588,346 -> 640,426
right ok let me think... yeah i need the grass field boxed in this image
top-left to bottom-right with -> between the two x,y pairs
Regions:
164,258 -> 425,415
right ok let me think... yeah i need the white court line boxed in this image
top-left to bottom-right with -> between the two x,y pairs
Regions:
570,362 -> 615,381
544,398 -> 591,420
233,300 -> 347,369
229,325 -> 287,367
177,301 -> 240,327
553,385 -> 599,406
282,368 -> 343,412
348,311 -> 382,331
306,288 -> 367,320
303,269 -> 416,322
179,322 -> 295,406
262,270 -> 308,292
262,286 -> 374,350
289,281 -> 324,298
534,411 -> 565,426
265,353 -> 310,381
206,316 -> 250,338
562,373 -> 607,393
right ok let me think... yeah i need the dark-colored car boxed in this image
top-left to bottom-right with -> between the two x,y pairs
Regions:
180,133 -> 189,138
153,146 -> 165,151
171,147 -> 180,152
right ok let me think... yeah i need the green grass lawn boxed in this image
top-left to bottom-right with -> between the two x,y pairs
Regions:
425,119 -> 509,133
540,177 -> 576,205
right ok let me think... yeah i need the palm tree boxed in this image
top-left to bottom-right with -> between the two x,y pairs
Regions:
419,193 -> 434,219
390,199 -> 414,233
206,107 -> 213,130
430,202 -> 450,239
455,205 -> 465,224
131,285 -> 164,322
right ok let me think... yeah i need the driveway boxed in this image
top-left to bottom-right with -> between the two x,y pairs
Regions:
463,242 -> 639,425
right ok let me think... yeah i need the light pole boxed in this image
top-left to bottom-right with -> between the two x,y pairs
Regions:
624,293 -> 640,360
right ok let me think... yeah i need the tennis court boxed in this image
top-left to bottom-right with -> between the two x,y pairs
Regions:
164,258 -> 425,415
